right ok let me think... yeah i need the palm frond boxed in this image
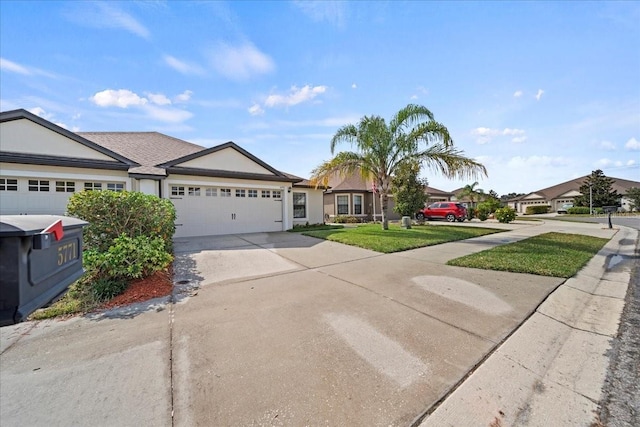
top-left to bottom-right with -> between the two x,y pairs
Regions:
416,144 -> 488,180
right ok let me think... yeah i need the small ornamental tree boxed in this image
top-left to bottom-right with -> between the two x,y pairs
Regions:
392,159 -> 429,217
494,207 -> 517,223
573,170 -> 620,208
625,187 -> 640,212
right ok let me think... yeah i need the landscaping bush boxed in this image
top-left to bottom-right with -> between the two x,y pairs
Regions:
85,234 -> 173,281
525,205 -> 549,215
67,190 -> 176,252
333,215 -> 360,223
567,206 -> 590,215
476,205 -> 490,221
494,207 -> 517,223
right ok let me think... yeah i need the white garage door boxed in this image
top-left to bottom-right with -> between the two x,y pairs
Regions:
170,185 -> 284,238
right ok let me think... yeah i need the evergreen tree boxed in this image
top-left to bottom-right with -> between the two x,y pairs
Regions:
391,160 -> 429,216
573,170 -> 620,208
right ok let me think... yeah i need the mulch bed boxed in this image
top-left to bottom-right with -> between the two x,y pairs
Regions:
99,267 -> 173,310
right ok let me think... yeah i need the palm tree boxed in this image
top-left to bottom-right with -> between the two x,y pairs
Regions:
459,181 -> 485,219
311,104 -> 487,230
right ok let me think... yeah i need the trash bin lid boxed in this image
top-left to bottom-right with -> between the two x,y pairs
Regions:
0,215 -> 87,236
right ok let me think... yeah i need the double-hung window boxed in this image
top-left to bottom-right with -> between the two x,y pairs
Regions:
293,192 -> 307,219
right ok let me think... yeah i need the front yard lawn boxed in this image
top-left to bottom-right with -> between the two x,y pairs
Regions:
447,232 -> 609,277
302,223 -> 503,253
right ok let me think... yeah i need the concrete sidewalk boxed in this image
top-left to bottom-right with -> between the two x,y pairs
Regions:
0,219 -> 633,426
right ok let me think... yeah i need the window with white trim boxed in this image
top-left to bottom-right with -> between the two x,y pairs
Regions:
206,188 -> 217,197
248,189 -> 258,198
220,188 -> 231,197
353,194 -> 363,215
336,195 -> 349,215
84,182 -> 102,191
261,190 -> 271,198
107,183 -> 124,192
188,187 -> 201,196
272,190 -> 282,199
293,192 -> 307,219
28,180 -> 49,192
0,178 -> 18,191
171,186 -> 185,196
56,181 -> 75,193
235,189 -> 246,197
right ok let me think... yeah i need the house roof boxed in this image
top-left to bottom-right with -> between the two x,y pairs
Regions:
78,132 -> 203,177
522,175 -> 640,201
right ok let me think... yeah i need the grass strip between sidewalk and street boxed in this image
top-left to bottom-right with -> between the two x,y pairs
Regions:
447,232 -> 609,277
302,223 -> 503,253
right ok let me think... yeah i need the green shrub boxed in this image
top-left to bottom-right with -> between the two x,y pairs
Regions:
333,215 -> 360,223
67,190 -> 176,252
91,277 -> 128,301
476,205 -> 490,221
567,206 -> 590,214
525,205 -> 549,215
495,207 -> 517,223
85,234 -> 173,281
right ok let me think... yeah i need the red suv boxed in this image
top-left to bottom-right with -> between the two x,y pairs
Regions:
416,202 -> 467,222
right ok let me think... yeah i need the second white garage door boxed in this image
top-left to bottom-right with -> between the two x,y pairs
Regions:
170,185 -> 284,238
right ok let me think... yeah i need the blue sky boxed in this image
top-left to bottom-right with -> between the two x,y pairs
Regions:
1,1 -> 638,195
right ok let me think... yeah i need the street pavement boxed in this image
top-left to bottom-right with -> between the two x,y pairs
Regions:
0,219 -> 635,426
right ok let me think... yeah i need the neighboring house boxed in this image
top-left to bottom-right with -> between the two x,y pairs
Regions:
321,172 -> 453,221
513,175 -> 640,214
0,109 -> 323,238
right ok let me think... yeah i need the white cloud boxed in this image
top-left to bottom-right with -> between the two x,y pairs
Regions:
351,83 -> 357,89
599,140 -> 616,151
174,90 -> 193,103
209,42 -> 275,80
248,104 -> 264,116
1,57 -> 31,75
627,159 -> 637,166
69,2 -> 149,39
147,93 -> 171,106
508,155 -> 570,169
513,90 -> 523,98
410,95 -> 418,100
91,89 -> 148,108
163,55 -> 205,76
90,88 -> 192,123
264,85 -> 328,108
28,107 -> 69,129
535,89 -> 544,101
472,127 -> 526,144
293,0 -> 346,27
624,137 -> 640,150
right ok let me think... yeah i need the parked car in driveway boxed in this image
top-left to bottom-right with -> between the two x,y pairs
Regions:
557,203 -> 573,214
416,202 -> 467,222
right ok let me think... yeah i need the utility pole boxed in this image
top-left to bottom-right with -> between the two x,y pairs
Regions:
589,184 -> 593,215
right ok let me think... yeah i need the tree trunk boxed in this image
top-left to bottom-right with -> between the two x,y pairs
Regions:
380,191 -> 389,230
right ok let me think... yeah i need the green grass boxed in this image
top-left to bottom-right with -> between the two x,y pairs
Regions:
447,232 -> 609,277
302,223 -> 503,253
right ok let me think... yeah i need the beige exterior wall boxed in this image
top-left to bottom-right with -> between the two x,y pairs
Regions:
177,148 -> 275,175
291,188 -> 324,226
0,119 -> 115,160
0,163 -> 130,215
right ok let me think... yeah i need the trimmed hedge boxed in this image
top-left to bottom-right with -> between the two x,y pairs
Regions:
567,206 -> 590,214
333,215 -> 360,223
525,205 -> 549,215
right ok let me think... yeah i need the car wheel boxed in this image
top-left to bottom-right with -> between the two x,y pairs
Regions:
446,214 -> 456,222
416,213 -> 425,221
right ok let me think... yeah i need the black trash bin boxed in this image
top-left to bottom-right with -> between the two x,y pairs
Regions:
0,215 -> 88,326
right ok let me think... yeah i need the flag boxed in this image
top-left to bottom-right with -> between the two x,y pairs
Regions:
44,219 -> 64,241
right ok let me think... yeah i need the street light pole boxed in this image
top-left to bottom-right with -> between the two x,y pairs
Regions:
589,184 -> 593,215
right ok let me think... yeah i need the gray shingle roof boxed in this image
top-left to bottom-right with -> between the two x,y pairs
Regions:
78,132 -> 204,175
524,175 -> 640,200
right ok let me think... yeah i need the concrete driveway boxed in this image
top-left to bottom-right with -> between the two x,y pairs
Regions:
170,229 -> 563,426
1,221 -> 618,426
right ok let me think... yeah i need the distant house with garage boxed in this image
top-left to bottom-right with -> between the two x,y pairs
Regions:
511,175 -> 640,214
0,109 -> 324,238
320,171 -> 453,221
